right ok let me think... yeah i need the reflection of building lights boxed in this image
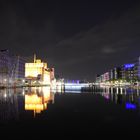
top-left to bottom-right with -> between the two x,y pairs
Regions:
57,82 -> 62,86
4,94 -> 7,98
42,86 -> 50,93
25,87 -> 54,117
103,94 -> 109,100
126,103 -> 136,109
120,88 -> 123,94
116,88 -> 119,94
22,90 -> 25,95
25,94 -> 45,113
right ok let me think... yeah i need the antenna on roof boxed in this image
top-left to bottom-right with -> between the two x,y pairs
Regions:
34,54 -> 36,63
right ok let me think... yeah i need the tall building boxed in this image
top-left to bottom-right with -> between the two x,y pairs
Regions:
114,67 -> 122,80
103,72 -> 110,81
0,50 -> 10,85
95,56 -> 140,84
0,50 -> 26,86
50,68 -> 55,81
11,55 -> 26,82
138,56 -> 140,80
25,55 -> 51,85
121,64 -> 135,82
134,57 -> 140,81
95,74 -> 101,83
109,69 -> 114,81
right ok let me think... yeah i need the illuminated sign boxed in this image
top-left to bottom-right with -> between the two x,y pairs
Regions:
125,103 -> 136,109
124,64 -> 134,69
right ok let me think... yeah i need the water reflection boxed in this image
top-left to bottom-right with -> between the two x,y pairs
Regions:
99,86 -> 140,110
0,87 -> 55,122
0,88 -> 23,122
1,86 -> 140,123
25,87 -> 54,117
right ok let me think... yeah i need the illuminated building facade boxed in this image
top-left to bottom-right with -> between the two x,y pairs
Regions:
121,64 -> 135,82
95,56 -> 140,84
25,55 -> 52,85
138,56 -> 140,80
0,50 -> 10,85
0,50 -> 26,85
109,69 -> 114,81
96,75 -> 102,83
103,72 -> 110,81
114,67 -> 122,80
50,68 -> 55,81
134,57 -> 140,81
11,55 -> 26,82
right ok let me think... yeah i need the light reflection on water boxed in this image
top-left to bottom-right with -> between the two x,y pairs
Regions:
0,86 -> 140,123
99,86 -> 140,110
24,86 -> 54,117
0,87 -> 55,122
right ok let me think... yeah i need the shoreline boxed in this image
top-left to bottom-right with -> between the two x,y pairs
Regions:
0,84 -> 50,89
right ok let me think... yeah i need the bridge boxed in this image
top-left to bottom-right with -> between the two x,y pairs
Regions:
54,82 -> 95,92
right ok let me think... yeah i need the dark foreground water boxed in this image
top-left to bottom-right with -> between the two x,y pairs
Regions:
0,86 -> 140,136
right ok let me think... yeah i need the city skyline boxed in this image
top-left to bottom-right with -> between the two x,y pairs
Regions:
0,1 -> 140,81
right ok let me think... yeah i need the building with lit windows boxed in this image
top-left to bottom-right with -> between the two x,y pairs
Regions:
109,69 -> 114,81
134,57 -> 140,81
11,55 -> 26,83
114,67 -> 122,80
95,56 -> 140,84
25,55 -> 53,85
0,50 -> 10,85
0,50 -> 26,86
103,72 -> 110,81
121,64 -> 135,82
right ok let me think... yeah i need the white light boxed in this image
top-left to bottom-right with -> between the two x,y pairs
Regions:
4,94 -> 7,98
22,90 -> 25,95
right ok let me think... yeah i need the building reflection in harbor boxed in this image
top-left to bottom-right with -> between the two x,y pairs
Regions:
25,87 -> 54,117
99,86 -> 140,110
0,87 -> 55,122
0,88 -> 24,122
1,85 -> 140,123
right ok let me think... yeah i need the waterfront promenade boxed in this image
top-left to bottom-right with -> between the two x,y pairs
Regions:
1,82 -> 140,90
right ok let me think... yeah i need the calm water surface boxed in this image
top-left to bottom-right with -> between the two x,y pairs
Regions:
0,86 -> 140,134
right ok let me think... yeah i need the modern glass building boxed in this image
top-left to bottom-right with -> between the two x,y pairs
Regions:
121,64 -> 135,82
0,50 -> 26,86
95,56 -> 140,84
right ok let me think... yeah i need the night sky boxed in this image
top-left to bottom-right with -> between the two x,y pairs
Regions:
0,0 -> 140,81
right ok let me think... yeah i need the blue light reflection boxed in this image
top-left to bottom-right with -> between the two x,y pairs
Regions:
126,103 -> 136,110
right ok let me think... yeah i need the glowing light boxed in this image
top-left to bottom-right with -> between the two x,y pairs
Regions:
126,103 -> 136,109
103,94 -> 109,100
25,58 -> 50,85
25,87 -> 54,116
76,80 -> 79,84
4,94 -> 7,98
22,90 -> 25,95
124,64 -> 134,69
